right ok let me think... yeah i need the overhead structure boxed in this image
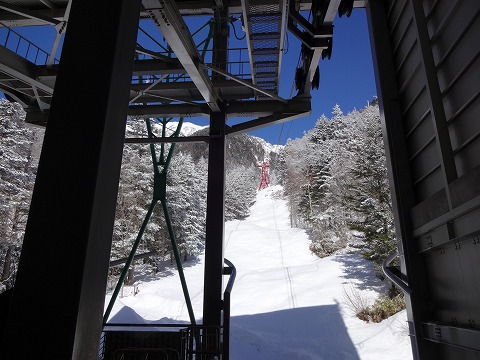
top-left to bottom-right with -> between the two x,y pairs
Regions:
1,0 -> 479,360
0,0 -> 366,129
241,0 -> 288,96
0,0 -> 336,358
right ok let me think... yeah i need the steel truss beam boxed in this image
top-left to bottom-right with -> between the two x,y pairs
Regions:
127,98 -> 310,126
0,46 -> 55,112
0,1 -> 367,27
142,0 -> 221,112
0,0 -> 60,25
125,135 -> 209,144
228,108 -> 311,134
206,64 -> 287,103
0,46 -> 54,94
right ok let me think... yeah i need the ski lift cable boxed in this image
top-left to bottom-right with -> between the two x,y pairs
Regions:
285,120 -> 294,140
276,123 -> 285,145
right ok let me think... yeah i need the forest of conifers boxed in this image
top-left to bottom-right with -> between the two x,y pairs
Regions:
0,98 -> 395,292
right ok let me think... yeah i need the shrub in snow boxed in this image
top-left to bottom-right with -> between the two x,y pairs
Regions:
343,283 -> 405,323
357,295 -> 406,323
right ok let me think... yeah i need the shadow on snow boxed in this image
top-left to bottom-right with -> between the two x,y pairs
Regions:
106,304 -> 360,360
230,304 -> 360,360
333,252 -> 384,292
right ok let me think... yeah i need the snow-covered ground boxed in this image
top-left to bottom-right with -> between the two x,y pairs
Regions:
105,185 -> 413,359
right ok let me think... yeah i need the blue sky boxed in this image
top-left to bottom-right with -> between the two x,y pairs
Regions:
1,8 -> 375,145
250,8 -> 377,144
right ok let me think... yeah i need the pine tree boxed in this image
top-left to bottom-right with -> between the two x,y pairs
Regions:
342,105 -> 395,270
225,165 -> 257,221
305,106 -> 349,256
167,152 -> 207,260
280,102 -> 395,262
0,100 -> 43,291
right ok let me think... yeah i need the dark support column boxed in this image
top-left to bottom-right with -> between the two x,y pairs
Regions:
1,0 -> 140,359
366,1 -> 437,359
202,4 -> 229,329
203,108 -> 227,327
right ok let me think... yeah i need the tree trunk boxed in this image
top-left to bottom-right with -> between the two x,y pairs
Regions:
1,245 -> 15,282
125,267 -> 135,285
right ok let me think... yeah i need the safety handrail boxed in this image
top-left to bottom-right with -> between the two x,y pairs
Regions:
110,347 -> 179,360
133,47 -> 251,80
223,258 -> 236,360
0,21 -> 59,65
382,249 -> 412,295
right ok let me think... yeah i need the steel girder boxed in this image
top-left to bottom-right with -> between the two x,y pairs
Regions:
0,0 -> 350,132
0,1 -> 368,27
142,0 -> 222,112
0,0 -> 60,25
128,97 -> 309,117
0,46 -> 54,111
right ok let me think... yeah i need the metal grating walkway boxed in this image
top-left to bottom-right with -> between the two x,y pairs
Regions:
242,0 -> 287,97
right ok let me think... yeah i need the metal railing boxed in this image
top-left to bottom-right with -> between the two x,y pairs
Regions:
100,259 -> 236,360
382,250 -> 412,294
222,258 -> 236,360
180,259 -> 236,360
110,347 -> 181,359
0,21 -> 59,65
133,48 -> 252,82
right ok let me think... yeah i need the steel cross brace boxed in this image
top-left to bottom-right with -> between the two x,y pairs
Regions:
103,117 -> 197,327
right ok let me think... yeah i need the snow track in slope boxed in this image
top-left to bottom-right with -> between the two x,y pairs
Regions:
284,266 -> 297,308
271,194 -> 297,309
106,185 -> 412,360
224,186 -> 311,313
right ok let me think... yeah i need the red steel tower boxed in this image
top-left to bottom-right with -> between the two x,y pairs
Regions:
257,161 -> 270,190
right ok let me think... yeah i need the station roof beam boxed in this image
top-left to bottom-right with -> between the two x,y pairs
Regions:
142,0 -> 222,112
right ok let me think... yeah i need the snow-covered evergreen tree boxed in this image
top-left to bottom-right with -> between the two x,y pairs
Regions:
305,109 -> 348,256
112,141 -> 153,260
281,102 -> 395,263
281,136 -> 312,228
167,152 -> 207,260
342,104 -> 395,270
0,100 -> 43,291
225,165 -> 257,221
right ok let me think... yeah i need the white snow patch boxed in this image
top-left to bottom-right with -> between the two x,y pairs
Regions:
105,185 -> 413,359
162,121 -> 206,136
250,135 -> 284,155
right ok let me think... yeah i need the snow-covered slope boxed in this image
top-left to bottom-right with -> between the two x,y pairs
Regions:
106,186 -> 413,360
163,121 -> 206,136
125,120 -> 207,138
249,134 -> 283,156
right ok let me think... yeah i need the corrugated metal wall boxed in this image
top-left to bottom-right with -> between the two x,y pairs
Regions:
367,0 -> 480,359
